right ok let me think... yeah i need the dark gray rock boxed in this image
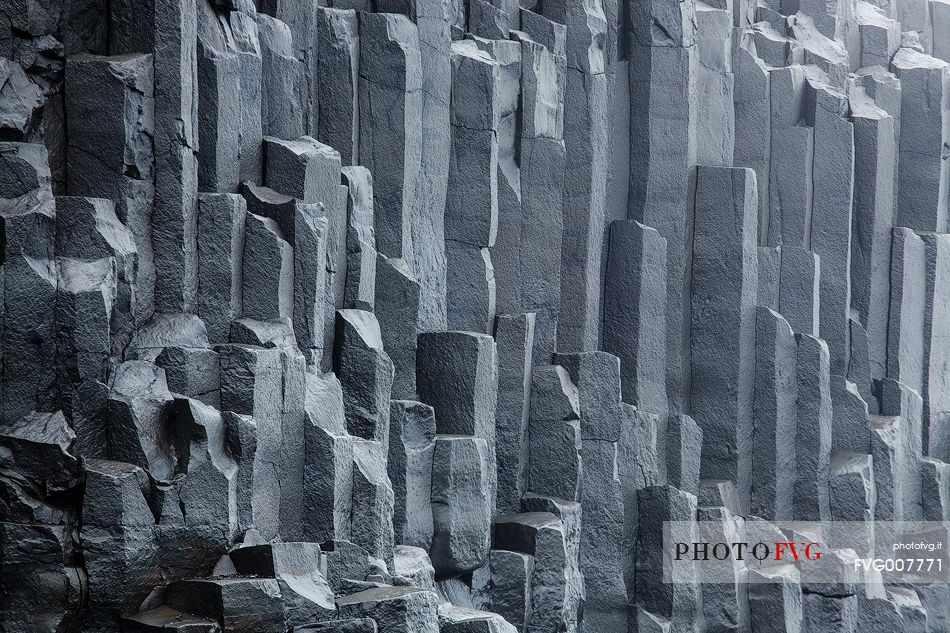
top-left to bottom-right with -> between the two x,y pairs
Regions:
357,12 -> 422,263
603,220 -> 668,415
374,256 -> 420,400
690,166 -> 758,485
242,212 -> 294,321
493,313 -> 534,515
197,193 -> 246,344
527,365 -> 582,502
317,8 -> 359,165
229,541 -> 335,626
333,309 -> 394,443
336,586 -> 440,632
166,578 -> 287,633
303,371 -> 353,543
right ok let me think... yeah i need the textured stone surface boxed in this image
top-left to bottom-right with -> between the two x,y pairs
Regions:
6,3 -> 949,632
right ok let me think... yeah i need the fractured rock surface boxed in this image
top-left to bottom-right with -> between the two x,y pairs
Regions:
1,0 -> 948,632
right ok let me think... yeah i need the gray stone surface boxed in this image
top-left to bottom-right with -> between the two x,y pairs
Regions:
603,219 -> 668,414
9,3 -> 950,632
691,166 -> 758,487
388,400 -> 436,548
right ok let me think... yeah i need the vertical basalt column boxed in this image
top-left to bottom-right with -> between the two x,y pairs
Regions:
627,0 -> 698,412
690,166 -> 758,486
557,0 -> 609,352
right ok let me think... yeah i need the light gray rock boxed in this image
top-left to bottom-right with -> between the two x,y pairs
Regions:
336,586 -> 440,633
241,182 -> 332,365
375,0 -> 454,334
603,220 -> 668,415
618,404 -> 661,492
55,257 -> 114,401
767,66 -> 813,248
659,414 -> 702,497
921,233 -> 950,456
417,331 -> 498,442
342,166 -> 378,311
887,228 -> 926,395
484,36 -> 525,349
750,307 -> 798,520
263,136 -> 342,207
757,245 -> 781,311
627,485 -> 700,633
508,30 -> 565,363
794,334 -> 833,521
106,360 -> 178,481
748,565 -> 803,633
871,414 -> 903,521
828,453 -> 876,527
849,75 -> 896,382
552,351 -> 623,441
430,436 -> 492,577
81,459 -> 157,631
303,371 -> 354,543
445,40 -> 499,249
257,13 -> 304,141
351,439 -> 396,566
880,378 -> 924,519
228,11 -> 265,184
0,411 -> 81,496
733,34 -> 771,239
627,8 -> 696,411
388,400 -> 436,548
171,397 -> 238,542
831,374 -> 872,455
920,456 -> 950,521
393,544 -> 436,591
224,411 -> 257,534
577,437 -> 626,631
691,166 -> 758,486
778,246 -> 820,336
55,196 -> 139,354
446,240 -> 496,334
891,47 -> 949,232
809,80 -> 855,376
494,510 -> 577,633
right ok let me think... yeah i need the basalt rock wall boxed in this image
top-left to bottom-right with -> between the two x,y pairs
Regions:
0,0 -> 948,631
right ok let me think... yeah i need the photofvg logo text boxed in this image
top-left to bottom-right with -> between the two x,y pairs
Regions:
674,540 -> 823,562
662,520 -> 949,584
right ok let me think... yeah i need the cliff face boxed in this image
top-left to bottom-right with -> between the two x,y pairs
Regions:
0,0 -> 948,631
